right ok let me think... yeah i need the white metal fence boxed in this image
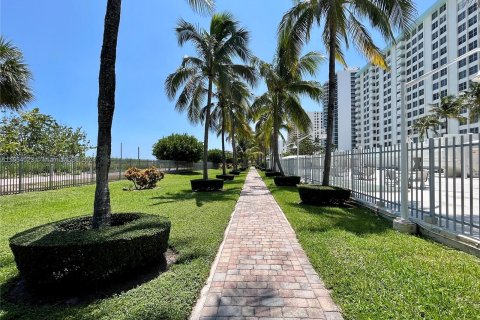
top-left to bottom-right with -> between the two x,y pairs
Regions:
0,157 -> 216,195
271,134 -> 480,241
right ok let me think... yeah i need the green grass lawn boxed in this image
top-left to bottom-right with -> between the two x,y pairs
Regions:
0,169 -> 245,320
261,172 -> 480,320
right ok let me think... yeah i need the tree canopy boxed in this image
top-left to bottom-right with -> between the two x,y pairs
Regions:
152,133 -> 203,163
0,108 -> 90,158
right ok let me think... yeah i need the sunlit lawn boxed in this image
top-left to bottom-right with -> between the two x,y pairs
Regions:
0,169 -> 245,320
261,171 -> 480,320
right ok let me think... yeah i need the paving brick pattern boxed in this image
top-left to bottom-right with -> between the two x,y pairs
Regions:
192,169 -> 343,319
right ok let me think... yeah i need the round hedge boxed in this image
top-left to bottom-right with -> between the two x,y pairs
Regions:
274,175 -> 301,186
216,174 -> 235,181
9,213 -> 171,289
190,178 -> 224,191
265,171 -> 282,177
298,185 -> 351,206
229,170 -> 241,175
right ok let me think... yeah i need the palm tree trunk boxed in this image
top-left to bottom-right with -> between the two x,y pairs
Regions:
221,106 -> 227,175
273,103 -> 284,175
322,27 -> 336,186
232,117 -> 237,170
444,117 -> 448,135
93,0 -> 121,229
203,77 -> 213,180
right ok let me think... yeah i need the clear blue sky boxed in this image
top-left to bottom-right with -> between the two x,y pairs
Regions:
2,0 -> 437,158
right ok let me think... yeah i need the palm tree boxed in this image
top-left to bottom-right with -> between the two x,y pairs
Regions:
430,95 -> 465,136
252,50 -> 323,175
462,81 -> 480,125
412,115 -> 440,141
165,13 -> 254,181
280,0 -> 416,185
0,36 -> 33,111
213,79 -> 252,175
93,0 -> 214,229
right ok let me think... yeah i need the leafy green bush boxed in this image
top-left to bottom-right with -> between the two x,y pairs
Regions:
190,179 -> 224,191
274,175 -> 300,186
229,170 -> 240,175
125,166 -> 164,190
9,213 -> 171,289
207,149 -> 223,164
216,174 -> 234,181
152,133 -> 202,162
297,185 -> 351,205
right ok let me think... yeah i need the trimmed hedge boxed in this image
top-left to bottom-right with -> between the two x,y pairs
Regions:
229,170 -> 241,175
265,171 -> 282,177
9,213 -> 171,289
298,185 -> 351,206
190,178 -> 224,191
265,169 -> 273,172
274,175 -> 301,186
216,174 -> 235,181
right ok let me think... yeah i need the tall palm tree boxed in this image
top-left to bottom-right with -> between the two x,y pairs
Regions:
280,0 -> 416,185
165,13 -> 254,180
213,79 -> 252,175
252,50 -> 323,175
412,115 -> 440,141
430,95 -> 465,136
93,0 -> 214,229
463,81 -> 480,124
0,36 -> 33,112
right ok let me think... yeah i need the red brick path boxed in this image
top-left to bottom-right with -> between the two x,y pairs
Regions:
191,169 -> 343,319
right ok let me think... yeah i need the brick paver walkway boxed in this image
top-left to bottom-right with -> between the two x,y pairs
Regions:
191,169 -> 343,319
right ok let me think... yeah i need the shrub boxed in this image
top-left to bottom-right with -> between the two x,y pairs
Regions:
297,185 -> 351,206
125,166 -> 164,190
274,175 -> 301,186
229,170 -> 240,175
9,213 -> 171,289
216,174 -> 235,181
207,149 -> 223,164
190,179 -> 224,191
265,171 -> 282,177
152,133 -> 203,162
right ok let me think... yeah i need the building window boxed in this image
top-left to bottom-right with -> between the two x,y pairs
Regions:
440,79 -> 447,87
469,28 -> 478,39
458,47 -> 467,56
459,70 -> 467,79
470,65 -> 479,75
433,82 -> 439,90
432,52 -> 438,60
458,35 -> 467,45
440,68 -> 447,77
459,58 -> 467,68
440,25 -> 446,34
468,16 -> 477,27
458,11 -> 466,22
440,4 -> 446,13
469,53 -> 478,63
440,47 -> 447,56
469,40 -> 478,51
459,82 -> 467,91
458,23 -> 466,33
468,3 -> 478,15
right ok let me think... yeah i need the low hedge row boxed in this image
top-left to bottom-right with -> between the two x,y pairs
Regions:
229,170 -> 241,175
9,213 -> 171,289
298,185 -> 351,206
274,175 -> 301,186
265,171 -> 282,177
190,178 -> 224,191
216,174 -> 235,181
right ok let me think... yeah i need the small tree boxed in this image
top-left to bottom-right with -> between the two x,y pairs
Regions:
152,133 -> 203,162
430,95 -> 465,136
207,149 -> 223,164
125,166 -> 164,190
0,108 -> 90,157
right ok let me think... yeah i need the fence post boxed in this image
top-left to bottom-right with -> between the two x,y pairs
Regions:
18,159 -> 24,193
72,159 -> 76,186
350,150 -> 354,193
49,160 -> 54,190
377,147 -> 383,207
427,138 -> 437,224
90,158 -> 94,184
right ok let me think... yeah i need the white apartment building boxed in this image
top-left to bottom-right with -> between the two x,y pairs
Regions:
322,68 -> 358,150
286,111 -> 325,150
353,0 -> 480,149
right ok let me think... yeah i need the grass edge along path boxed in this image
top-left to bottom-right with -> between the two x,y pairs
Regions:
0,169 -> 246,320
260,171 -> 480,320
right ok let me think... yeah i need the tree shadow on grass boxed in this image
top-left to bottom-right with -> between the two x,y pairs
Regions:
269,185 -> 391,236
150,179 -> 244,207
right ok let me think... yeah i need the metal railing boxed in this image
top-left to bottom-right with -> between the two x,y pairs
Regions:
0,157 -> 216,195
272,134 -> 480,240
